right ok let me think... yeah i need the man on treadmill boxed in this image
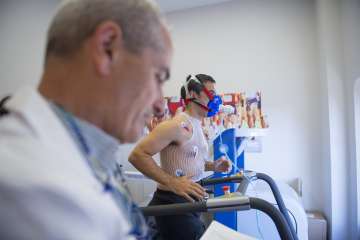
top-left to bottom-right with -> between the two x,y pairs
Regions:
129,74 -> 231,240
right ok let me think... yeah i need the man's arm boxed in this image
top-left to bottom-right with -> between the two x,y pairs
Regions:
129,119 -> 205,202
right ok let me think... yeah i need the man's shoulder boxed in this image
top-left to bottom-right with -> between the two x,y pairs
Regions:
155,114 -> 190,133
0,111 -> 36,137
0,121 -> 52,180
152,115 -> 192,145
0,112 -> 46,152
0,114 -> 72,181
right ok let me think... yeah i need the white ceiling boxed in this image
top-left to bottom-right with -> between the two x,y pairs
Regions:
155,0 -> 233,12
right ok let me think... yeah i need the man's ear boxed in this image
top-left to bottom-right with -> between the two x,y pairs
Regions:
90,21 -> 123,77
191,91 -> 201,99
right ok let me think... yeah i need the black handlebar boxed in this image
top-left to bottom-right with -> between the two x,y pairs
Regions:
200,172 -> 298,240
256,173 -> 298,240
140,196 -> 294,240
249,197 -> 293,240
199,176 -> 244,186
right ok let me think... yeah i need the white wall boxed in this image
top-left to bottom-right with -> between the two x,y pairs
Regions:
0,0 -> 58,97
156,0 -> 233,12
164,0 -> 323,211
314,0 -> 360,238
316,0 -> 349,238
354,77 -> 360,239
340,0 -> 360,238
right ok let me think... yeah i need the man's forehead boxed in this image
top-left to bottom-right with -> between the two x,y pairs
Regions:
144,25 -> 173,74
140,48 -> 170,81
204,81 -> 216,90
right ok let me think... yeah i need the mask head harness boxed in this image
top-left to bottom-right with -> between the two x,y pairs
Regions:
183,75 -> 222,117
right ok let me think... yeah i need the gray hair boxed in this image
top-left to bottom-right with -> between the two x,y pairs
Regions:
46,0 -> 166,60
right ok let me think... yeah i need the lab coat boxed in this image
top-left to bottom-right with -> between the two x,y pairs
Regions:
0,87 -> 135,240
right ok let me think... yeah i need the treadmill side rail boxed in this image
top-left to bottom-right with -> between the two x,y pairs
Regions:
206,196 -> 250,210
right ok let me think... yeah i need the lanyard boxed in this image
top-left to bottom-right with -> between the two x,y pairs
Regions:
55,105 -> 149,238
55,105 -> 115,191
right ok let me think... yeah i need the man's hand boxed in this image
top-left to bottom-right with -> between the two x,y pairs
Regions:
214,156 -> 232,173
168,176 -> 206,202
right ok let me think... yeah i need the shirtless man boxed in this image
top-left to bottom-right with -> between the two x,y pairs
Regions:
129,74 -> 231,240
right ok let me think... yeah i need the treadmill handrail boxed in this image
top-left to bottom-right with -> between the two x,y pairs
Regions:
140,196 -> 294,240
200,176 -> 244,186
256,173 -> 298,240
249,197 -> 293,240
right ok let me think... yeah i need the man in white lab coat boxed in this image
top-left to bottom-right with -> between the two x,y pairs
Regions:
0,0 -> 172,239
